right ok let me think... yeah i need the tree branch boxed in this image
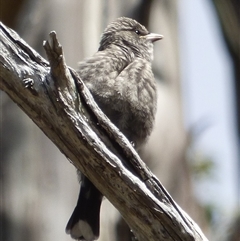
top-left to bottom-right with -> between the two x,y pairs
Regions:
0,22 -> 208,241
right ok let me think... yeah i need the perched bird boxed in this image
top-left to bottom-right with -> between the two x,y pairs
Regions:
66,17 -> 163,241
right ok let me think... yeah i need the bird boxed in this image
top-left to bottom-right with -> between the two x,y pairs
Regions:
65,16 -> 163,241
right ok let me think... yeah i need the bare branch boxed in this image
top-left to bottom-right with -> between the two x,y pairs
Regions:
0,22 -> 208,241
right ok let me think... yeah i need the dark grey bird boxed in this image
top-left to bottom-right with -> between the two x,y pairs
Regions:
66,17 -> 163,241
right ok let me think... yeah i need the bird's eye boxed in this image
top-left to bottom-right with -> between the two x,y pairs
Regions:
135,30 -> 141,35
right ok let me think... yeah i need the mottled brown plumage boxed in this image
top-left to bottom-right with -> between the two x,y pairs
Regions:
66,17 -> 163,241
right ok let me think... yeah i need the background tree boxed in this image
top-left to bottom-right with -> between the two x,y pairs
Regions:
210,1 -> 240,240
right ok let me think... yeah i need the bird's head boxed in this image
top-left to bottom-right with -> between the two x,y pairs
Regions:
99,17 -> 163,62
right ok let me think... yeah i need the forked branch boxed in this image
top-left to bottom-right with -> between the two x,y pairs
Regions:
0,22 -> 208,241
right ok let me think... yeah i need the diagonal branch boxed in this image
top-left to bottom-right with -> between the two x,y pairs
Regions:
0,22 -> 208,241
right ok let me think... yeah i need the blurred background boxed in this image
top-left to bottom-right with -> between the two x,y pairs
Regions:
0,0 -> 239,240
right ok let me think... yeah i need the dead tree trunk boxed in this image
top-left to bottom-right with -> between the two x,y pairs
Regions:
0,22 -> 208,241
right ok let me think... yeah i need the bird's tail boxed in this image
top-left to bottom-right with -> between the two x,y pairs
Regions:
66,177 -> 103,241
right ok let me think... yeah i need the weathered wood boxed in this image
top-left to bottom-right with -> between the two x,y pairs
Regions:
0,22 -> 208,241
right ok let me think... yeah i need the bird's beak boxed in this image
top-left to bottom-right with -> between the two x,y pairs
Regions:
144,33 -> 164,42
